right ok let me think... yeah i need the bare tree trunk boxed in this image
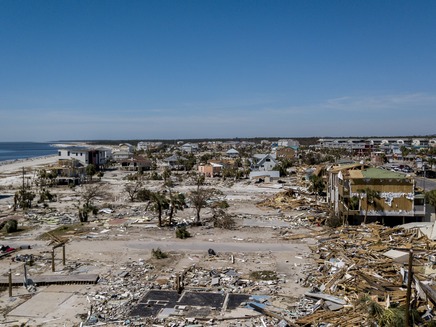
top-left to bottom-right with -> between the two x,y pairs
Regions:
157,203 -> 162,227
195,208 -> 201,225
169,205 -> 174,225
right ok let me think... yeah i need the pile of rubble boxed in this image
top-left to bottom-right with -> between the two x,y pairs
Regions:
257,189 -> 318,211
87,259 -> 158,323
256,189 -> 329,228
85,251 -> 296,325
291,223 -> 436,326
259,189 -> 329,215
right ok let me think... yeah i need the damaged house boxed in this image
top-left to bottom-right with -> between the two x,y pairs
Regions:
119,156 -> 152,172
327,164 -> 426,225
249,154 -> 280,180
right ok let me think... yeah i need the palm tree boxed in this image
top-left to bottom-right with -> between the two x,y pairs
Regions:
400,146 -> 410,159
357,188 -> 381,224
345,196 -> 359,226
137,189 -> 169,227
427,157 -> 436,170
150,191 -> 169,227
425,190 -> 436,215
167,191 -> 186,225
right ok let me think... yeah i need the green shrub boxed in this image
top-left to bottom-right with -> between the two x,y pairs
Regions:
3,219 -> 18,233
175,226 -> 191,239
211,200 -> 229,209
211,208 -> 236,229
152,248 -> 168,259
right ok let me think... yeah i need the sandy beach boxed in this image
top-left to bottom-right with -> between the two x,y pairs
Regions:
0,154 -> 59,174
0,155 -> 60,189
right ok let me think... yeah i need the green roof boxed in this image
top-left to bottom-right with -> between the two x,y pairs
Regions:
361,167 -> 408,179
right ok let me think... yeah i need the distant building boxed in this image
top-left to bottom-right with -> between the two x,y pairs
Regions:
137,141 -> 163,151
118,143 -> 134,152
250,154 -> 278,171
181,143 -> 199,153
198,163 -> 223,177
112,150 -> 132,161
225,148 -> 239,158
163,154 -> 187,170
112,143 -> 134,161
277,139 -> 300,148
119,156 -> 152,171
276,147 -> 296,160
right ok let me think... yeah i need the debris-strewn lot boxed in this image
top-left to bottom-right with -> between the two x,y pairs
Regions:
0,158 -> 320,326
295,224 -> 436,326
1,156 -> 436,326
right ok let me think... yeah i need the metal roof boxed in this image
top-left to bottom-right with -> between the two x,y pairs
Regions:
361,167 -> 408,179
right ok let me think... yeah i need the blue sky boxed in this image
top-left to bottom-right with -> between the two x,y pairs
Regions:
1,0 -> 435,141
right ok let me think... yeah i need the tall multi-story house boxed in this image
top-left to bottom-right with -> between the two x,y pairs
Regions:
57,146 -> 111,167
327,164 -> 426,226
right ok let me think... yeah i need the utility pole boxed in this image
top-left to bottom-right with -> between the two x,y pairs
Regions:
8,269 -> 12,297
424,164 -> 426,192
405,249 -> 413,327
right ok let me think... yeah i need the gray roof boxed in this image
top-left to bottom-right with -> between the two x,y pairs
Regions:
163,154 -> 187,162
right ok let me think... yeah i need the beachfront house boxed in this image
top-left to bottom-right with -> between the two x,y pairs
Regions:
57,146 -> 111,167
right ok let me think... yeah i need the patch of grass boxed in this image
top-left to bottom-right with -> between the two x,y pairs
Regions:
249,270 -> 278,281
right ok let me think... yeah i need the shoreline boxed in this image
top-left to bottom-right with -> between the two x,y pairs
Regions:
0,154 -> 59,174
0,154 -> 58,166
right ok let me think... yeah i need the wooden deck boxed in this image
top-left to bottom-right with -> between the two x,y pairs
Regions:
0,274 -> 99,287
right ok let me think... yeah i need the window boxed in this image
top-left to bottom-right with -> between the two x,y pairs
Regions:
58,151 -> 61,156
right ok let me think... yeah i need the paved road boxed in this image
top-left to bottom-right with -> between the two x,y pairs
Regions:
127,239 -> 312,253
415,177 -> 436,191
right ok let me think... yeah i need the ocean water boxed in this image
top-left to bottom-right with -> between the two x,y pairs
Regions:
0,142 -> 58,162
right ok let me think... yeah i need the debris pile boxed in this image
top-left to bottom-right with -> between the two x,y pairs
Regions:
88,259 -> 157,323
85,253 -> 294,325
258,189 -> 315,210
291,223 -> 436,326
256,189 -> 329,228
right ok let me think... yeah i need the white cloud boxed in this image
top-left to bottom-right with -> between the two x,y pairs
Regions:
323,93 -> 436,111
0,91 -> 435,141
